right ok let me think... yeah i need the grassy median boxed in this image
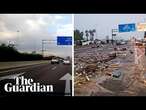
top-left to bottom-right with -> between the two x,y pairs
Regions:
0,60 -> 49,71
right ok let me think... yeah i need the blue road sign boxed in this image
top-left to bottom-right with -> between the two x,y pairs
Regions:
118,23 -> 136,32
57,36 -> 72,45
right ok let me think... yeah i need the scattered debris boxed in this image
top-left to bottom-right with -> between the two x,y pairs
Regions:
74,44 -> 119,87
75,41 -> 146,96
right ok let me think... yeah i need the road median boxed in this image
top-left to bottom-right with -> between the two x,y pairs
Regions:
0,60 -> 49,72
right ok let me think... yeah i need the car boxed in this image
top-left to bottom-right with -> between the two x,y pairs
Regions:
63,59 -> 71,65
120,41 -> 126,45
51,58 -> 59,64
112,70 -> 121,78
59,58 -> 63,63
116,41 -> 126,45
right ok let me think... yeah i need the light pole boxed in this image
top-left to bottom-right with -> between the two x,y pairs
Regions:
16,30 -> 20,50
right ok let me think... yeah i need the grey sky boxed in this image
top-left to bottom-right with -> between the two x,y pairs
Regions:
0,14 -> 73,57
74,14 -> 146,40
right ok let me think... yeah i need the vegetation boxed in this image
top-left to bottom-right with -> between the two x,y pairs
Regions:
74,29 -> 96,42
0,43 -> 43,61
74,29 -> 84,41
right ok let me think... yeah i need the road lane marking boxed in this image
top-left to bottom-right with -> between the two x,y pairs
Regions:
0,72 -> 25,81
51,66 -> 57,70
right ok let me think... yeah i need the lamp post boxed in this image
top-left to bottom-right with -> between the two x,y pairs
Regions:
16,30 -> 20,50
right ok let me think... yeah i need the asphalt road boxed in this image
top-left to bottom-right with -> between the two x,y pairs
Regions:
0,62 -> 72,96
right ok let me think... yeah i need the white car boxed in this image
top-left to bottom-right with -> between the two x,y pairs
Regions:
51,58 -> 59,64
63,59 -> 71,65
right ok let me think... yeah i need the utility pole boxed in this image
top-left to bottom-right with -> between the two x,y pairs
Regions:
41,39 -> 56,57
106,35 -> 109,44
42,40 -> 44,57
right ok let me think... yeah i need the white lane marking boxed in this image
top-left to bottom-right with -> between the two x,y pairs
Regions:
51,66 -> 57,70
0,72 -> 25,81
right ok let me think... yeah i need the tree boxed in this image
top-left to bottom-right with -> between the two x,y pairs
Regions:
89,29 -> 96,41
74,29 -> 83,41
0,43 -> 43,61
32,51 -> 36,54
85,30 -> 89,41
80,32 -> 84,38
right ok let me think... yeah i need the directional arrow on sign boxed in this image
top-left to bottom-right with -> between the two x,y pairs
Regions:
59,73 -> 72,96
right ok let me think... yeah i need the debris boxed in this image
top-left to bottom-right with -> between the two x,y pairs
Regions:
106,72 -> 112,76
109,64 -> 119,68
129,50 -> 133,54
85,64 -> 97,73
114,47 -> 127,51
85,75 -> 90,81
108,52 -> 116,58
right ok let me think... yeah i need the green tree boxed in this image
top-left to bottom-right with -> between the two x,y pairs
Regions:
74,29 -> 83,41
88,29 -> 96,41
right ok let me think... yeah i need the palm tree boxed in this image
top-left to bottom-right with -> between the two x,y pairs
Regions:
88,30 -> 92,41
92,29 -> 96,41
89,29 -> 96,41
85,30 -> 89,41
80,32 -> 84,39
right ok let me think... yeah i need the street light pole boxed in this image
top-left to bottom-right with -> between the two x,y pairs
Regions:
16,30 -> 20,51
42,40 -> 45,57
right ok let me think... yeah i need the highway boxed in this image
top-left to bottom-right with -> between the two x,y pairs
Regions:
0,61 -> 72,96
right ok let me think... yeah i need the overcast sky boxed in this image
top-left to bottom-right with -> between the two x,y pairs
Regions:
74,14 -> 146,40
0,14 -> 73,57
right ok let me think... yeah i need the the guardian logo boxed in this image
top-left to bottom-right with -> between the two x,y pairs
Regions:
4,76 -> 53,92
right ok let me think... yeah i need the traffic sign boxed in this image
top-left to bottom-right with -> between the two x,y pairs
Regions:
57,36 -> 72,45
118,23 -> 136,32
137,23 -> 146,31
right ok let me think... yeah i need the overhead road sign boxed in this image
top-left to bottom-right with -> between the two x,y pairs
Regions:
57,36 -> 72,45
137,23 -> 146,31
118,23 -> 136,32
